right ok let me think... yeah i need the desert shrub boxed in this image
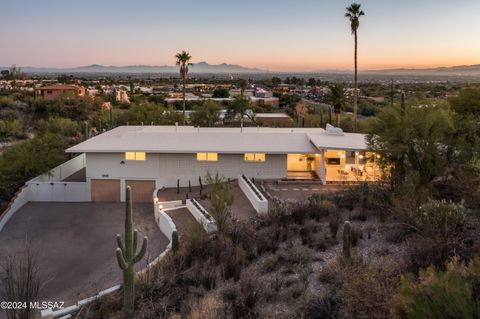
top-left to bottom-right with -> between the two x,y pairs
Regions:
332,187 -> 361,211
300,294 -> 340,319
184,222 -> 207,260
415,199 -> 469,238
278,245 -> 312,267
221,244 -> 247,281
335,256 -> 401,319
224,221 -> 257,260
222,276 -> 264,319
0,118 -> 25,140
349,211 -> 367,221
308,194 -> 337,221
405,235 -> 472,273
182,295 -> 227,319
386,226 -> 409,243
2,245 -> 42,319
206,172 -> 234,231
390,256 -> 480,319
404,199 -> 471,271
267,197 -> 330,226
256,226 -> 280,255
262,254 -> 280,273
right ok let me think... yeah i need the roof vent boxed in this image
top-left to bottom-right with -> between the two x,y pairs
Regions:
325,123 -> 344,136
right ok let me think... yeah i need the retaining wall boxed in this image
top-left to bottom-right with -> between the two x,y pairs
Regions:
238,174 -> 268,214
186,199 -> 217,233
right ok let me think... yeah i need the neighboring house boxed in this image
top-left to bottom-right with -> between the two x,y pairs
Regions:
115,88 -> 130,104
35,84 -> 86,100
255,88 -> 273,98
254,113 -> 293,126
164,96 -> 279,107
64,125 -> 381,203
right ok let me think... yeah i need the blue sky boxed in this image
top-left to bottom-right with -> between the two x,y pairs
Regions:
1,0 -> 479,71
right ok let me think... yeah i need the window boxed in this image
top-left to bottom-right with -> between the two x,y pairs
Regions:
244,153 -> 266,162
125,152 -> 146,161
197,152 -> 218,161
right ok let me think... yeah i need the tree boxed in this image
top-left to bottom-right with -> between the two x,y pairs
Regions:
345,3 -> 365,132
206,172 -> 234,231
226,95 -> 253,128
325,84 -> 346,127
307,77 -> 317,87
448,87 -> 480,161
391,256 -> 480,319
271,76 -> 281,86
190,100 -> 221,127
175,50 -> 193,125
237,79 -> 248,96
212,87 -> 229,98
367,101 -> 455,200
0,133 -> 67,207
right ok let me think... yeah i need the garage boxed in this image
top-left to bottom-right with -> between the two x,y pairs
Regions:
126,180 -> 156,203
91,179 -> 120,202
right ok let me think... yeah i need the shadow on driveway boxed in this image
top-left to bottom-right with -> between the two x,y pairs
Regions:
0,202 -> 168,310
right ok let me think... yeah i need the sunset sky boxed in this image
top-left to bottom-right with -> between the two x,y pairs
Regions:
1,0 -> 479,71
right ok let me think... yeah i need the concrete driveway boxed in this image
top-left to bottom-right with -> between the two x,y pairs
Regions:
0,202 -> 168,310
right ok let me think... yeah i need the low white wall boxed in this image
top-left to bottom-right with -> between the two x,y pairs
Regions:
29,153 -> 86,183
154,203 -> 177,242
238,174 -> 268,214
186,199 -> 217,233
27,182 -> 90,202
156,200 -> 183,210
0,186 -> 30,232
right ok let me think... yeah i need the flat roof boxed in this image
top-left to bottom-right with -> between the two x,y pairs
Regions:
254,113 -> 291,119
66,126 -> 367,154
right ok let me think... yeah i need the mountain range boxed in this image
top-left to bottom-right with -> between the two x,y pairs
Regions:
3,62 -> 480,76
2,62 -> 263,74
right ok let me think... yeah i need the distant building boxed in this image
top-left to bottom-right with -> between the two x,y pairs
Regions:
115,88 -> 130,104
255,88 -> 273,98
164,96 -> 279,107
254,113 -> 293,126
35,84 -> 85,100
229,88 -> 255,97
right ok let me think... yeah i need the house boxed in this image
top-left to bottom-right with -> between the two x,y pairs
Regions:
115,88 -> 130,103
35,84 -> 85,100
64,125 -> 381,203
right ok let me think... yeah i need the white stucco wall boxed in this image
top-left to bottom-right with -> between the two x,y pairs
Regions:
85,153 -> 287,188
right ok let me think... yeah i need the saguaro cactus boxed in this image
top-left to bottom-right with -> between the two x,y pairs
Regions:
343,221 -> 352,260
116,186 -> 148,318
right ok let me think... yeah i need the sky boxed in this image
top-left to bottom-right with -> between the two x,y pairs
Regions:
1,0 -> 479,71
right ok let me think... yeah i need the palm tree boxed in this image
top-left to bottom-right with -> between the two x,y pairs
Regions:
326,84 -> 346,127
175,50 -> 193,124
345,3 -> 365,132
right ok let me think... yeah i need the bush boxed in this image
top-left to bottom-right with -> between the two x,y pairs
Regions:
391,256 -> 480,319
0,119 -> 24,140
222,276 -> 263,319
206,172 -> 234,231
300,294 -> 340,319
415,199 -> 469,238
183,295 -> 227,319
335,256 -> 401,319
